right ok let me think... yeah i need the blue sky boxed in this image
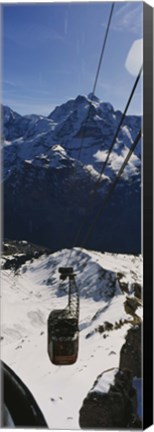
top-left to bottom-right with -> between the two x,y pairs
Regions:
2,2 -> 143,116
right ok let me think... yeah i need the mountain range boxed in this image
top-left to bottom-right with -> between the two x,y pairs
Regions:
2,94 -> 141,254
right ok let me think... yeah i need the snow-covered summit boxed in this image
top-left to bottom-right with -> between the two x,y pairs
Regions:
2,94 -> 141,170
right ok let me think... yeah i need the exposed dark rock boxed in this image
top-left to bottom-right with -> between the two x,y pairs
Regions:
2,239 -> 51,271
97,321 -> 113,333
119,324 -> 141,377
124,296 -> 141,317
118,281 -> 129,293
79,368 -> 141,429
117,273 -> 129,293
132,283 -> 141,299
79,321 -> 142,429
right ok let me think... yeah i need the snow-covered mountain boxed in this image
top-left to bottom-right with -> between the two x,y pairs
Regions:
2,94 -> 141,253
1,243 -> 143,429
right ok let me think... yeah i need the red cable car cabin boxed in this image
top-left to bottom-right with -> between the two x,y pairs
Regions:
48,267 -> 79,365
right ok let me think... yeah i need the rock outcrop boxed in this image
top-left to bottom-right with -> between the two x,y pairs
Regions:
79,323 -> 142,429
79,368 -> 140,429
119,324 -> 141,377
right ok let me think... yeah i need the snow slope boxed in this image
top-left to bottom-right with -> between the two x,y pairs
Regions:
1,247 -> 142,429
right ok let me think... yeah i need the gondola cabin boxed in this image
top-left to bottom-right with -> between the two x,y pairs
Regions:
47,267 -> 79,365
48,309 -> 79,365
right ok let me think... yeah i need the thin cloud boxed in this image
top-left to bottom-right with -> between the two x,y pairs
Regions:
114,3 -> 143,34
35,25 -> 64,43
102,2 -> 143,35
4,23 -> 65,50
3,80 -> 15,88
3,80 -> 21,89
2,98 -> 56,116
98,81 -> 112,92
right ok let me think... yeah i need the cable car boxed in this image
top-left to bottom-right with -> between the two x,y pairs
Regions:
48,267 -> 79,365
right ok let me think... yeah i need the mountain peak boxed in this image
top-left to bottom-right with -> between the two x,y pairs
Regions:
75,95 -> 88,105
3,95 -> 141,254
88,93 -> 100,103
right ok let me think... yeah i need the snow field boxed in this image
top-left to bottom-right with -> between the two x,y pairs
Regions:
1,248 -> 142,429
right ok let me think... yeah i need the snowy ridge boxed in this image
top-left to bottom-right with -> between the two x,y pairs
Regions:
1,247 -> 142,429
91,368 -> 119,394
2,95 -> 141,178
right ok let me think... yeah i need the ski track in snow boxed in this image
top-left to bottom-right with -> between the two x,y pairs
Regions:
1,248 -> 142,429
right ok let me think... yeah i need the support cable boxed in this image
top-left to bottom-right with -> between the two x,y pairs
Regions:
77,3 -> 115,161
81,129 -> 141,249
99,65 -> 143,176
92,3 -> 115,97
68,66 -> 142,253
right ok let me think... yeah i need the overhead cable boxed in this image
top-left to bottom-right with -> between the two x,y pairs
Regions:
77,2 -> 115,161
69,66 -> 142,250
99,65 -> 143,177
